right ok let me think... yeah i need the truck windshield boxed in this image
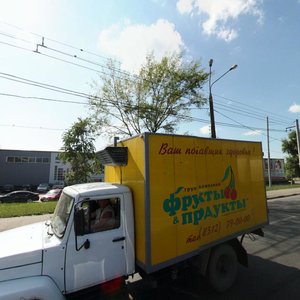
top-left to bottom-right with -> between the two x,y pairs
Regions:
51,192 -> 74,238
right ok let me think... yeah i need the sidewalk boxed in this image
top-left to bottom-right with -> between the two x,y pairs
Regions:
0,214 -> 52,232
267,187 -> 300,200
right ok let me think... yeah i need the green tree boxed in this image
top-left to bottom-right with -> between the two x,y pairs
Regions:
89,53 -> 209,137
282,131 -> 300,178
60,118 -> 100,185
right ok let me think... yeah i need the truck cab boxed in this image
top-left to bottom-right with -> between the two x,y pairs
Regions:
0,182 -> 135,299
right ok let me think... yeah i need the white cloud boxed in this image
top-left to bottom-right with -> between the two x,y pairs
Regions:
98,19 -> 185,73
243,130 -> 262,136
217,27 -> 238,42
177,0 -> 194,14
199,125 -> 210,136
288,103 -> 300,113
176,0 -> 264,42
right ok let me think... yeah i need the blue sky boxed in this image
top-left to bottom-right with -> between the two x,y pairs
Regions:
0,0 -> 299,159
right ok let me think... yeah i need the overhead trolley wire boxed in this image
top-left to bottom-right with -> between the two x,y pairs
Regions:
0,20 -> 114,62
0,40 -> 33,52
0,22 -> 137,81
212,101 -> 291,127
212,93 -> 294,125
0,70 -> 290,136
0,72 -> 92,99
0,123 -> 63,131
0,21 -> 294,135
0,92 -> 88,105
214,109 -> 284,142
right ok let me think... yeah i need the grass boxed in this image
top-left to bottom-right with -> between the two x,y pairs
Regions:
0,202 -> 57,218
266,183 -> 300,191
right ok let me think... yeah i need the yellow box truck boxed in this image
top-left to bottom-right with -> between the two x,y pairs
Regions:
0,132 -> 268,299
102,132 -> 268,291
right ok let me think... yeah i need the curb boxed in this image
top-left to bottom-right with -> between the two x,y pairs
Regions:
267,192 -> 300,200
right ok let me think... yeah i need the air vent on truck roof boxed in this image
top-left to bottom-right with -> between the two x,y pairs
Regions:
98,147 -> 128,166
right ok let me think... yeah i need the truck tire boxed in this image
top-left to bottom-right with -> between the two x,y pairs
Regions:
207,243 -> 238,292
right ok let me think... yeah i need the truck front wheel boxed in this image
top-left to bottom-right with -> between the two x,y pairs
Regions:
207,243 -> 238,292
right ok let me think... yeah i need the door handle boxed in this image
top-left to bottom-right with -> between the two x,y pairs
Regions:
113,236 -> 125,242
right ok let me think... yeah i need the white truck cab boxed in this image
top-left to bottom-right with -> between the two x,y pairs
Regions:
0,182 -> 135,299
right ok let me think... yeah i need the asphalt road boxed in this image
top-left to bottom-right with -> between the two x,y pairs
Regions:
1,196 -> 300,299
127,195 -> 300,299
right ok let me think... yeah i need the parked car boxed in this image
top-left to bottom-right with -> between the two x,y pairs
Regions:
2,184 -> 15,193
40,189 -> 62,202
0,191 -> 39,203
22,184 -> 36,191
52,183 -> 64,189
37,183 -> 50,193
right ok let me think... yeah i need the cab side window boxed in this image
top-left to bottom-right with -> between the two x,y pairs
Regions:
81,198 -> 120,234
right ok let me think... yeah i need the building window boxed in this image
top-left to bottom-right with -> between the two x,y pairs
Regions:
15,157 -> 22,163
5,156 -> 50,164
42,157 -> 49,163
21,157 -> 28,163
54,166 -> 58,180
28,157 -> 35,163
54,166 -> 65,181
57,168 -> 64,181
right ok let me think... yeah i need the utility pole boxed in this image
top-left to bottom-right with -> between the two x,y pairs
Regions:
295,119 -> 300,167
208,59 -> 237,139
267,117 -> 272,187
208,59 -> 216,138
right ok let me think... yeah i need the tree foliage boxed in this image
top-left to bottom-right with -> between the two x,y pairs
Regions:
60,118 -> 100,185
282,131 -> 300,178
89,53 -> 208,137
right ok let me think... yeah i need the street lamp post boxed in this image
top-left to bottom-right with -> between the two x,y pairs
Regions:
208,59 -> 238,138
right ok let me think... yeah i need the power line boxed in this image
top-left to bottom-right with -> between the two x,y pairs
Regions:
0,71 -> 290,134
0,24 -> 137,81
0,29 -> 294,128
0,40 -> 33,53
0,92 -> 88,105
181,114 -> 286,133
0,36 -> 141,84
212,93 -> 293,125
0,72 -> 92,99
0,31 -> 33,45
214,102 -> 267,122
0,20 -> 116,62
0,123 -> 63,131
213,101 -> 289,127
214,109 -> 284,142
43,45 -> 137,79
0,22 -> 294,132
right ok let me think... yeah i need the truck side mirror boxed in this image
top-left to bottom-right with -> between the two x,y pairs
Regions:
74,207 -> 90,251
74,207 -> 85,236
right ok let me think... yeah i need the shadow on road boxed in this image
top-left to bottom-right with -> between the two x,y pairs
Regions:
126,254 -> 300,300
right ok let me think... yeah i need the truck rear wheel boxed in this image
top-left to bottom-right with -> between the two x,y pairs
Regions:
207,243 -> 238,292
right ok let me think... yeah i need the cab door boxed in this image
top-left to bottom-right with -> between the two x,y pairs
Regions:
64,195 -> 126,293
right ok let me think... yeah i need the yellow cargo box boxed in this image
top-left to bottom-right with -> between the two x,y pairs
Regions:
104,132 -> 268,273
